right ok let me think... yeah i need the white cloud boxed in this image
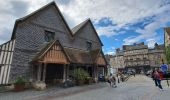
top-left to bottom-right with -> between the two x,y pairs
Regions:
106,51 -> 115,55
59,0 -> 170,36
96,25 -> 117,37
146,39 -> 157,48
123,10 -> 170,45
105,46 -> 116,55
0,0 -> 170,44
115,39 -> 119,41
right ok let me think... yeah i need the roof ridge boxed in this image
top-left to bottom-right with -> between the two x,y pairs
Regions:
71,18 -> 90,34
18,1 -> 55,21
11,1 -> 74,39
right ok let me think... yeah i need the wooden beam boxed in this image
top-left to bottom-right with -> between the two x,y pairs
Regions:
66,64 -> 69,79
63,64 -> 66,82
42,64 -> 46,82
37,63 -> 42,81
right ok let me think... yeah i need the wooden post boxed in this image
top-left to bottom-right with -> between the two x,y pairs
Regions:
92,64 -> 95,80
42,64 -> 46,82
94,64 -> 98,83
37,63 -> 42,82
66,64 -> 69,80
63,64 -> 66,82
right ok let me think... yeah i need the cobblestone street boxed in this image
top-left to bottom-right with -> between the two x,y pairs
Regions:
51,75 -> 170,100
0,75 -> 170,100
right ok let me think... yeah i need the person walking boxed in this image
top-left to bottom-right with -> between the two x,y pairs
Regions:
111,75 -> 117,88
117,74 -> 120,83
133,71 -> 135,77
153,68 -> 163,90
160,59 -> 168,74
151,69 -> 158,87
108,74 -> 112,87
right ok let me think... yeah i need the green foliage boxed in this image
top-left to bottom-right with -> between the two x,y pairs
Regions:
73,68 -> 90,81
14,76 -> 25,85
165,47 -> 170,64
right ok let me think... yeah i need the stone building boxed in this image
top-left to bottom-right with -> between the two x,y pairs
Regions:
0,2 -> 107,85
164,27 -> 170,47
110,42 -> 165,73
110,49 -> 124,71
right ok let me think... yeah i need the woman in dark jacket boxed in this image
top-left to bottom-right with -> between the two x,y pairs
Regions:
151,69 -> 158,87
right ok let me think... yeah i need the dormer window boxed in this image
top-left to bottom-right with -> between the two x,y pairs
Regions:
44,30 -> 55,42
86,41 -> 92,51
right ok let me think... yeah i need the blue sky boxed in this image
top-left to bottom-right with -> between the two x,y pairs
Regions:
0,0 -> 170,55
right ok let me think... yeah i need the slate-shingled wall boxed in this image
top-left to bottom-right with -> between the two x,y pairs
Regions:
8,4 -> 103,83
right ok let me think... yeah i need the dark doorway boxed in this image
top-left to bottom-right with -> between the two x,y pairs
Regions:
87,67 -> 92,77
45,64 -> 64,84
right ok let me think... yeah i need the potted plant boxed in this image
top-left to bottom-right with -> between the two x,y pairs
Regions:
73,68 -> 90,85
85,77 -> 93,84
14,76 -> 25,92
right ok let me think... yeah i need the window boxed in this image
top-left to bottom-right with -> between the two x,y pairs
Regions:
44,31 -> 55,42
143,57 -> 147,60
86,42 -> 92,51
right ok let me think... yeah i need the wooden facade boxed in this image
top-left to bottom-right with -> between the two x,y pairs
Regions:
0,40 -> 15,84
36,41 -> 69,64
96,53 -> 107,65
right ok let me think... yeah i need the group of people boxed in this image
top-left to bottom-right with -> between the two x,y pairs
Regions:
107,73 -> 124,88
151,62 -> 168,91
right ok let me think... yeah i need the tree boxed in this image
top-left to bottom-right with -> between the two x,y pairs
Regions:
165,47 -> 170,64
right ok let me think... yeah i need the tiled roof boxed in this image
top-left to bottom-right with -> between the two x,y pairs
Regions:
64,48 -> 100,64
33,40 -> 59,61
11,1 -> 73,39
72,19 -> 89,34
32,40 -> 104,65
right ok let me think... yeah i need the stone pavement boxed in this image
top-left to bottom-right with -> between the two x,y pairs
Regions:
0,75 -> 170,100
0,83 -> 107,100
51,75 -> 170,100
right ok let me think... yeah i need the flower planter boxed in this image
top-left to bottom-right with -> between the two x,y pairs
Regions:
14,84 -> 25,92
14,77 -> 26,92
76,80 -> 84,85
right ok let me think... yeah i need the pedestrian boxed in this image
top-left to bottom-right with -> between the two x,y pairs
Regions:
120,73 -> 124,82
151,69 -> 158,87
153,68 -> 163,90
107,74 -> 112,87
160,60 -> 168,76
117,74 -> 120,83
99,73 -> 103,81
133,71 -> 135,77
111,75 -> 117,88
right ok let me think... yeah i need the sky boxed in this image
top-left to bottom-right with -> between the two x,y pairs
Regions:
0,0 -> 170,55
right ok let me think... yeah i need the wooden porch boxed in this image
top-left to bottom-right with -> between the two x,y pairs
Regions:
32,40 -> 108,85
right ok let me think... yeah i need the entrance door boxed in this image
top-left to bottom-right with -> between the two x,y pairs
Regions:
45,64 -> 64,84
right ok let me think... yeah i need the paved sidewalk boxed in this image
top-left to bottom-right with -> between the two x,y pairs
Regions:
52,75 -> 170,100
0,83 -> 107,100
1,75 -> 170,100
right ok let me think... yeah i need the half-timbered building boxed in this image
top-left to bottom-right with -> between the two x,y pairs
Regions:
0,2 -> 107,85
